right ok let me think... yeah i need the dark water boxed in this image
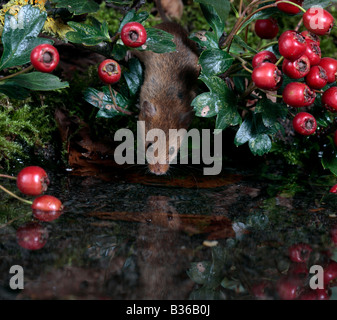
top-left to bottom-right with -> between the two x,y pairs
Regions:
1,163 -> 337,301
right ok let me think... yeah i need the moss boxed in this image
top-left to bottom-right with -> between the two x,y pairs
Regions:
0,97 -> 55,168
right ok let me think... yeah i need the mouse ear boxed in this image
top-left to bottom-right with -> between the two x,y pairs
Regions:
141,100 -> 157,117
179,109 -> 194,127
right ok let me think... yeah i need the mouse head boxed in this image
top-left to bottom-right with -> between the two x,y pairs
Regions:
139,100 -> 194,175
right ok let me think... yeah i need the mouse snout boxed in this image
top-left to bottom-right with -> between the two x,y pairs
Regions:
148,163 -> 170,175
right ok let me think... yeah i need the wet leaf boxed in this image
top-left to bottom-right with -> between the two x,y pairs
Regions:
123,58 -> 143,97
52,0 -> 100,15
197,1 -> 227,39
140,27 -> 176,53
189,31 -> 219,50
198,48 -> 234,76
66,19 -> 110,45
117,10 -> 149,33
0,5 -> 51,70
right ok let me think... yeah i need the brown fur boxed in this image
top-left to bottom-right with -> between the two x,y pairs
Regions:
135,22 -> 200,175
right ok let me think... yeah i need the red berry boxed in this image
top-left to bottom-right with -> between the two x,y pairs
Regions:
292,112 -> 317,135
316,288 -> 331,300
276,0 -> 304,15
282,55 -> 310,79
323,260 -> 337,285
288,262 -> 309,275
252,62 -> 282,90
305,66 -> 328,89
330,184 -> 337,193
98,59 -> 121,84
319,57 -> 337,83
283,82 -> 316,107
298,290 -> 318,300
16,166 -> 49,196
288,243 -> 313,262
276,275 -> 304,300
304,40 -> 321,66
121,22 -> 147,48
301,31 -> 320,45
255,18 -> 279,39
252,50 -> 277,68
32,195 -> 63,212
322,87 -> 337,112
278,30 -> 307,61
16,222 -> 48,250
30,44 -> 59,73
303,7 -> 334,36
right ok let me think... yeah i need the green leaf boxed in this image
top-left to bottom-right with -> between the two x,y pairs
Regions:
199,48 -> 234,76
4,72 -> 69,91
254,98 -> 288,128
0,5 -> 51,70
51,0 -> 100,15
83,87 -> 130,118
140,27 -> 176,53
196,0 -> 230,30
66,19 -> 110,45
249,133 -> 272,156
0,83 -> 30,100
191,92 -> 221,118
322,149 -> 337,176
189,31 -> 219,50
234,113 -> 272,156
232,35 -> 257,54
123,58 -> 143,97
302,0 -> 333,9
118,10 -> 149,33
198,3 -> 226,40
215,105 -> 241,130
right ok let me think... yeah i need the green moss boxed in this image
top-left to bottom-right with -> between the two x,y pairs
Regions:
0,97 -> 55,168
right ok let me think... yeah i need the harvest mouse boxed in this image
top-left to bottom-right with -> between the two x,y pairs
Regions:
133,22 -> 200,175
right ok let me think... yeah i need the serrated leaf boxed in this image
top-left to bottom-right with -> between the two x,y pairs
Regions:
0,5 -> 51,70
4,72 -> 69,91
215,106 -> 241,130
52,0 -> 99,15
66,20 -> 110,45
234,116 -> 254,146
199,48 -> 234,76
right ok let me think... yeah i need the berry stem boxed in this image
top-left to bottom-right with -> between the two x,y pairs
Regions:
0,65 -> 34,82
0,174 -> 17,180
275,56 -> 284,67
107,85 -> 133,115
0,184 -> 32,205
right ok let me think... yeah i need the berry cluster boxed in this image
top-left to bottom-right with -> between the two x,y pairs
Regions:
251,241 -> 337,300
251,2 -> 337,194
1,166 -> 63,250
98,22 -> 147,85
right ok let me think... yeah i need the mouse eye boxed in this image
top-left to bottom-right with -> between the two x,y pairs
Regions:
169,146 -> 175,155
